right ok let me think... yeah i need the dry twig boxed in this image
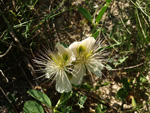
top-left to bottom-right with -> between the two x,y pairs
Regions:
107,62 -> 145,71
0,70 -> 9,82
0,42 -> 13,58
0,86 -> 18,113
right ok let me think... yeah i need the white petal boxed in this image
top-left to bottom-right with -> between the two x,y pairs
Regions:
80,37 -> 96,52
56,43 -> 75,65
70,65 -> 86,85
56,43 -> 67,55
55,71 -> 72,93
69,41 -> 80,57
87,60 -> 103,77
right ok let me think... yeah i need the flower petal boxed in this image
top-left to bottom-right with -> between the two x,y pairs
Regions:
87,60 -> 103,77
70,65 -> 86,85
69,41 -> 80,57
56,43 -> 75,65
80,37 -> 96,52
55,71 -> 72,93
56,43 -> 67,55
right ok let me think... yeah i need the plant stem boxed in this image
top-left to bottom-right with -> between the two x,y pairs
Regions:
53,92 -> 65,111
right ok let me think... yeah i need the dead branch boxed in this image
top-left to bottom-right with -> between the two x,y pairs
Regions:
0,86 -> 18,113
106,62 -> 145,71
0,42 -> 13,58
0,70 -> 9,82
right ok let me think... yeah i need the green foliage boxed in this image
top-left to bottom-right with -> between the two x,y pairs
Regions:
59,105 -> 72,113
23,100 -> 44,113
131,96 -> 137,108
31,0 -> 66,33
95,103 -> 106,113
77,6 -> 92,23
23,90 -> 52,113
58,92 -> 72,106
27,89 -> 52,107
96,1 -> 111,24
77,0 -> 112,38
80,82 -> 92,92
53,91 -> 88,112
114,56 -> 128,67
77,95 -> 87,109
116,88 -> 129,102
92,29 -> 101,39
116,78 -> 130,101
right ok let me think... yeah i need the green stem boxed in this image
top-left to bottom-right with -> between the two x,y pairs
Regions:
92,25 -> 97,34
53,93 -> 65,112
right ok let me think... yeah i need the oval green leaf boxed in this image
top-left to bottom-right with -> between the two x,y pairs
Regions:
27,89 -> 52,107
23,100 -> 44,113
77,6 -> 92,23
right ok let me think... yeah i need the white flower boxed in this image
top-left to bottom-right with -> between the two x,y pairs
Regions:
34,43 -> 75,93
69,37 -> 104,85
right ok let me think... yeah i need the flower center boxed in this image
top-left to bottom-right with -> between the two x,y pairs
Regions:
77,47 -> 93,64
62,53 -> 69,62
78,45 -> 85,54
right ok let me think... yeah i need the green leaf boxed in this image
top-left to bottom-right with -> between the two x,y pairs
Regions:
80,82 -> 91,92
95,105 -> 102,113
23,100 -> 44,113
106,0 -> 112,3
114,56 -> 128,67
131,97 -> 136,108
27,89 -> 52,107
95,104 -> 106,113
140,76 -> 147,83
121,78 -> 130,90
105,64 -> 113,70
60,105 -> 72,113
116,88 -> 128,101
96,1 -> 111,24
101,82 -> 111,87
92,29 -> 101,39
60,92 -> 72,105
77,95 -> 87,108
77,6 -> 92,23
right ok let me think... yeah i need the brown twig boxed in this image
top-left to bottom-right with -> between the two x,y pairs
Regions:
0,42 -> 13,58
0,70 -> 9,82
0,86 -> 18,113
106,62 -> 145,71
